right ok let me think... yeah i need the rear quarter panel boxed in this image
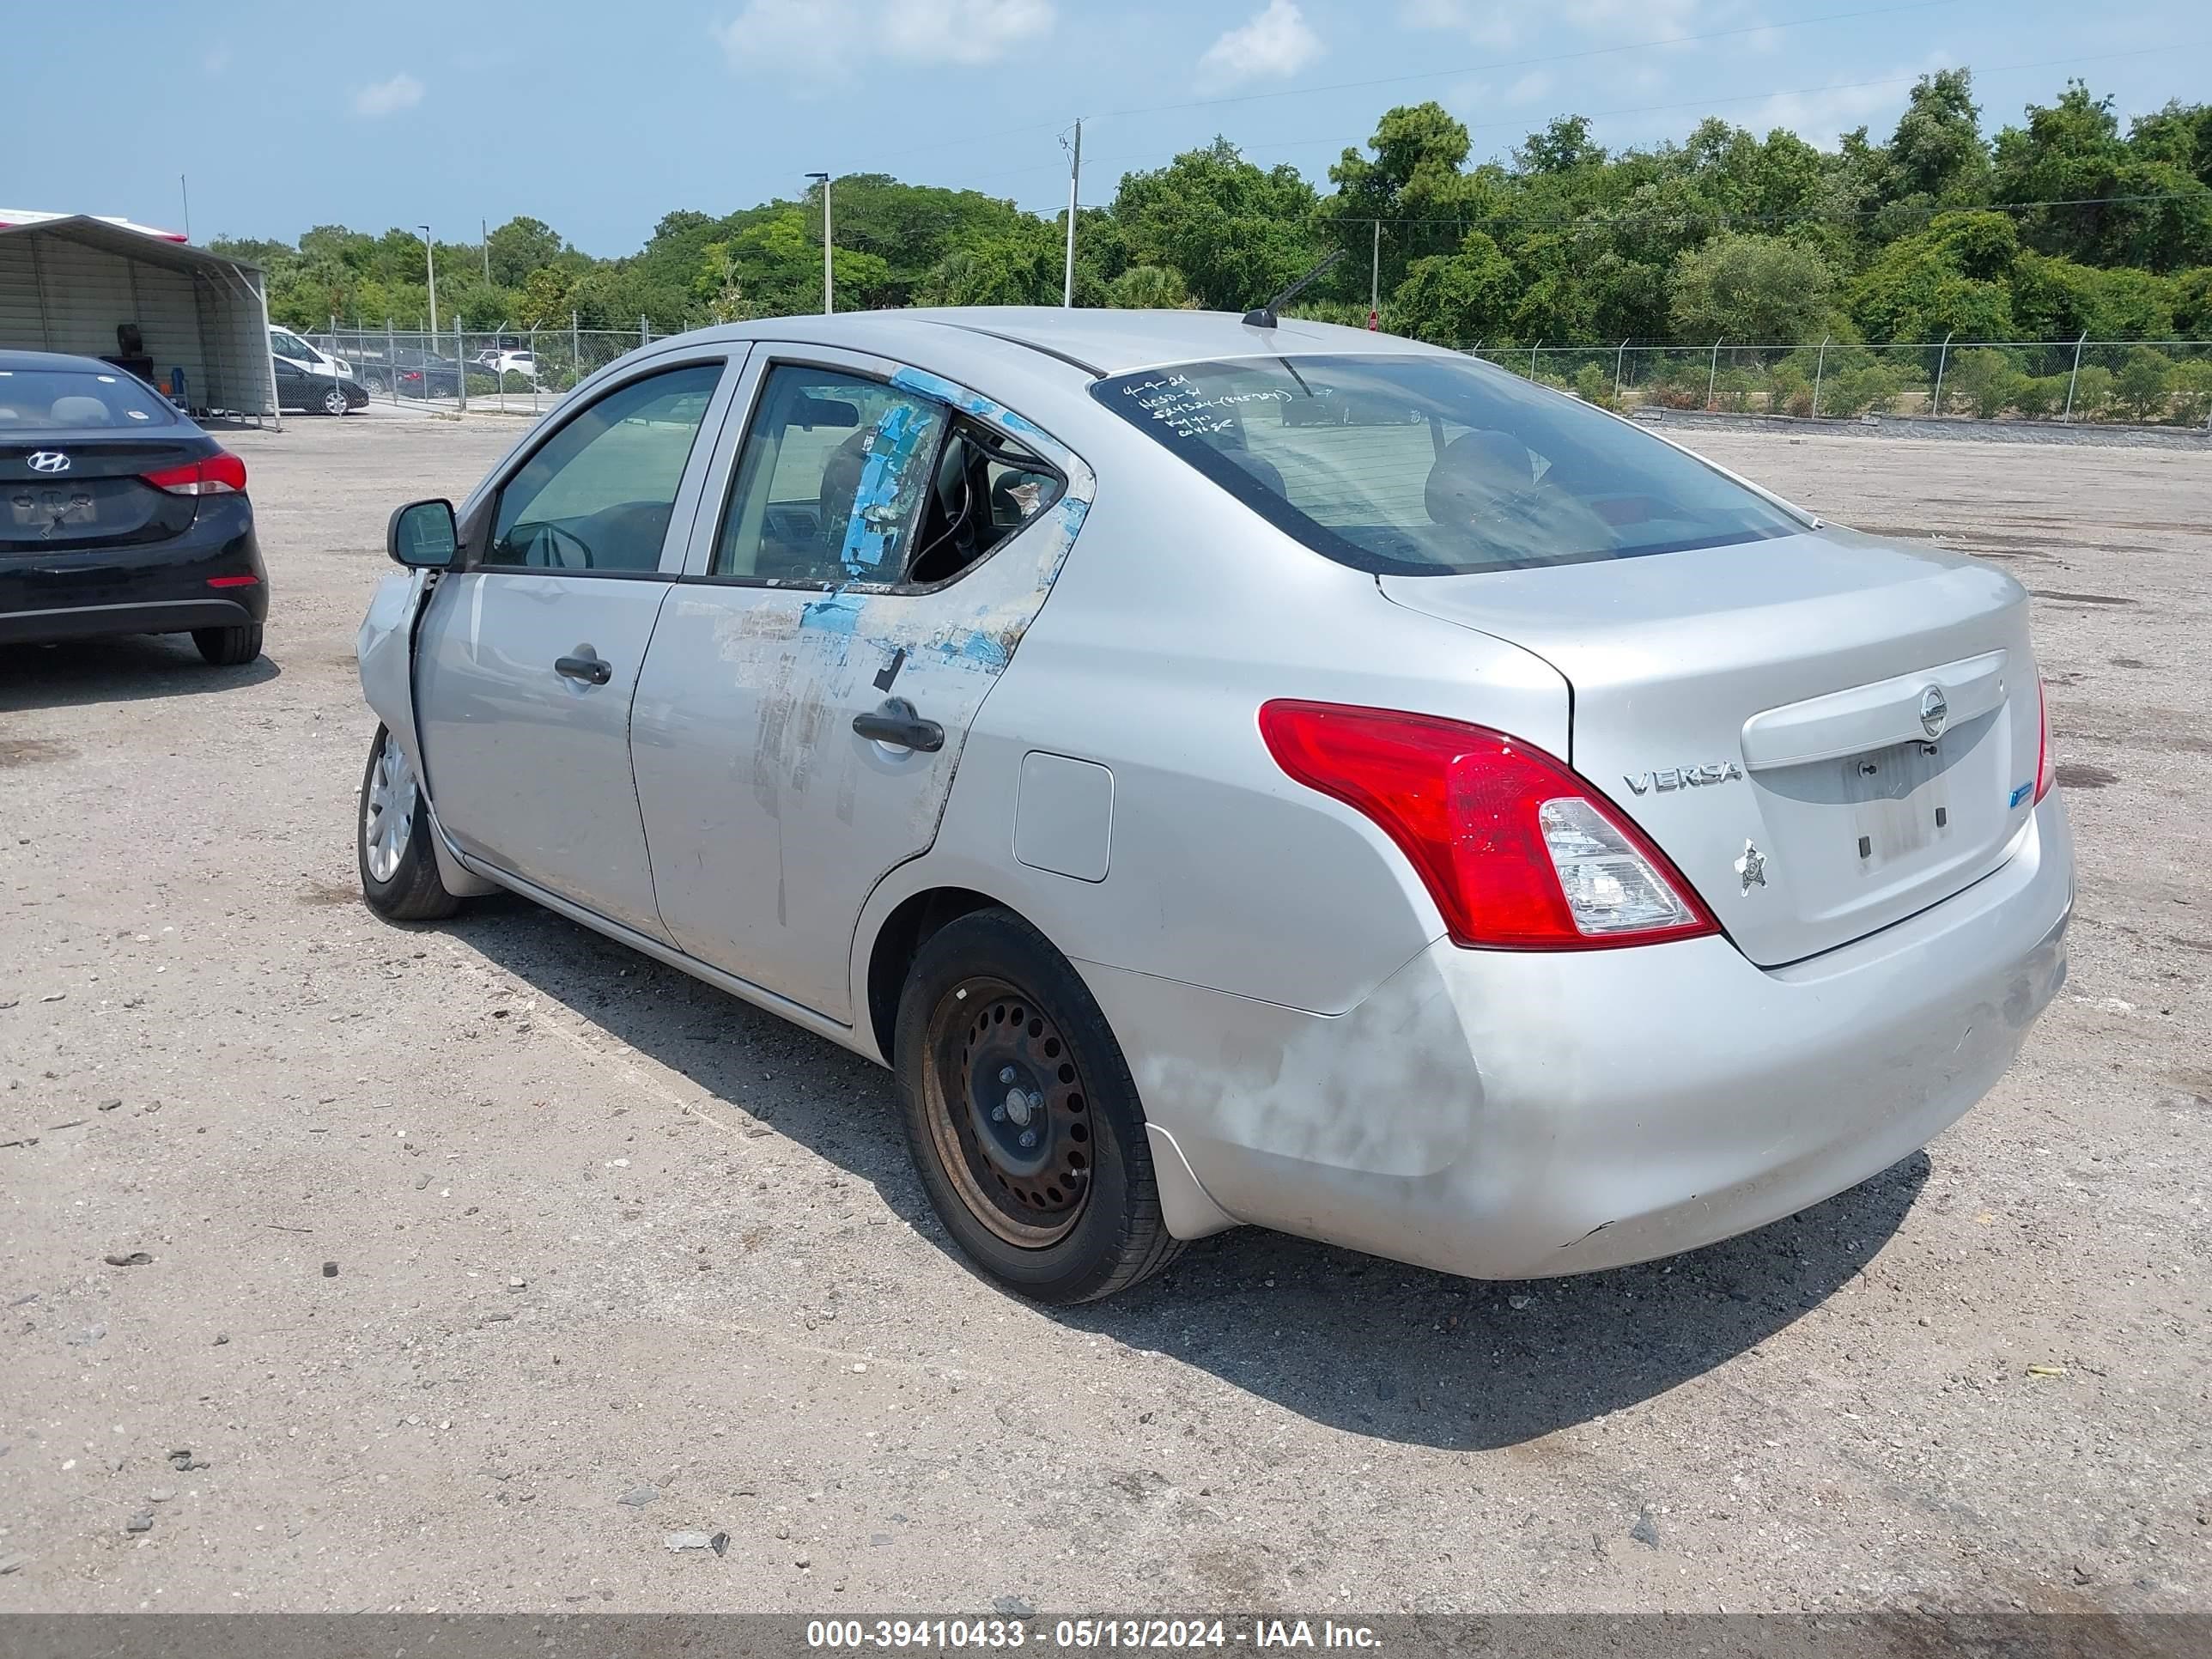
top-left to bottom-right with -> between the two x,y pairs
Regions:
854,410 -> 1572,1029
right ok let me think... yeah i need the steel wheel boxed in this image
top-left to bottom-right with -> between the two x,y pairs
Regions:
362,734 -> 418,884
921,975 -> 1094,1249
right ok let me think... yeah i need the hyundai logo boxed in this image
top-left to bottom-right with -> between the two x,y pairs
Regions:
27,451 -> 70,474
1918,684 -> 1949,739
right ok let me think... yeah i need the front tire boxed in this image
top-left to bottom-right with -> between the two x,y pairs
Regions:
357,724 -> 460,921
320,385 -> 352,416
894,908 -> 1182,1304
191,623 -> 262,665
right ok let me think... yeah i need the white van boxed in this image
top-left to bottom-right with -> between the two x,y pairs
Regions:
269,325 -> 353,383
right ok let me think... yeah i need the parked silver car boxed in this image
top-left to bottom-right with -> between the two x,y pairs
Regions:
356,309 -> 2073,1304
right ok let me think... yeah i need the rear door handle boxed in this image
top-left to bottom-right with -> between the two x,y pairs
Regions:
852,696 -> 944,753
555,653 -> 611,685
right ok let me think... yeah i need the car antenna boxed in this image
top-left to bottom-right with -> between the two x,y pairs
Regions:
1242,249 -> 1346,329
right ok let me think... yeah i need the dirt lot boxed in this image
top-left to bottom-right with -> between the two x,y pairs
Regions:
1,413 -> 2206,1615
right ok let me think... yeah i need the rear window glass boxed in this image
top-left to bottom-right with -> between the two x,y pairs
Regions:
1091,354 -> 1798,575
0,368 -> 178,430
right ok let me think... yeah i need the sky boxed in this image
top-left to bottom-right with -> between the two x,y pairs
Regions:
3,0 -> 2201,256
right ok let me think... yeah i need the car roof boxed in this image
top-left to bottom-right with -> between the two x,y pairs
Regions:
0,348 -> 149,374
676,307 -> 1455,380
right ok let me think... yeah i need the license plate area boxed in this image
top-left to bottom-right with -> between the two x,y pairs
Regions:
1840,735 -> 1957,867
9,487 -> 99,532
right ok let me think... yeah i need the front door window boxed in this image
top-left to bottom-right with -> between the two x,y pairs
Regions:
487,363 -> 722,573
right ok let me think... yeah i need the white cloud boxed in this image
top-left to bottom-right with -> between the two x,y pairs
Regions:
714,0 -> 1054,80
1504,70 -> 1553,106
352,73 -> 424,118
1558,0 -> 1707,35
1741,55 -> 1948,146
1198,1 -> 1322,89
1402,0 -> 1712,50
1398,1 -> 1517,51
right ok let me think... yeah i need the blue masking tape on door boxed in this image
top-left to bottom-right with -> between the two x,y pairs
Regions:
840,403 -> 931,576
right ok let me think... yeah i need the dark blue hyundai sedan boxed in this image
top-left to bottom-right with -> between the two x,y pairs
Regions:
1,349 -> 268,665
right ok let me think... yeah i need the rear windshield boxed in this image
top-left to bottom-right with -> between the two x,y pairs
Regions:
1091,354 -> 1798,575
0,367 -> 178,430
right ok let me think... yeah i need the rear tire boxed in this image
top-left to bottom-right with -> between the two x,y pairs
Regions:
192,623 -> 262,665
357,724 -> 461,921
894,908 -> 1182,1304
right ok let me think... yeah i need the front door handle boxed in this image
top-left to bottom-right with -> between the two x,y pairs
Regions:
853,696 -> 944,753
555,653 -> 611,686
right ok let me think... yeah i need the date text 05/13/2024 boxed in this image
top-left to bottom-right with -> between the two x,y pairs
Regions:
805,1619 -> 1384,1650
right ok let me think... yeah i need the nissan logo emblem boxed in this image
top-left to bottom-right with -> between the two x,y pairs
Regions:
27,451 -> 70,474
1918,684 -> 1949,739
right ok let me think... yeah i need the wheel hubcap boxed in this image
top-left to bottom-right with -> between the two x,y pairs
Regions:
924,978 -> 1092,1248
363,737 -> 417,883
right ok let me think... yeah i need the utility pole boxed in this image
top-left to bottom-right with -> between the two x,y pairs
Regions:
1063,118 -> 1082,308
805,173 -> 833,316
420,224 -> 438,337
179,175 -> 191,242
1368,220 -> 1380,330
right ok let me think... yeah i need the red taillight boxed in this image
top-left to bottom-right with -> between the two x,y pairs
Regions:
2035,677 -> 2056,803
142,451 -> 247,496
206,574 -> 259,587
1258,700 -> 1720,951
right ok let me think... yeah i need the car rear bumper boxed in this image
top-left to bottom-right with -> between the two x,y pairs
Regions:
0,596 -> 262,644
0,501 -> 266,644
1085,794 -> 2074,1279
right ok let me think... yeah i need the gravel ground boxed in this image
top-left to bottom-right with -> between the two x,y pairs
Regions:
0,414 -> 2206,1616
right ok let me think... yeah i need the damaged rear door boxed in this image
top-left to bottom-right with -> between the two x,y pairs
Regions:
629,347 -> 1093,1023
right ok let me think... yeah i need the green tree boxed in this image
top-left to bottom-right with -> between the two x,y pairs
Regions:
1944,347 -> 2021,416
2112,346 -> 2176,419
1667,233 -> 1838,342
485,216 -> 565,287
1390,230 -> 1515,348
1113,138 -> 1322,312
2008,252 -> 2177,338
1847,210 -> 2019,341
1885,70 -> 1992,205
1994,82 -> 2212,270
1107,264 -> 1194,309
2069,362 -> 2115,416
2170,359 -> 2212,423
1321,103 -> 1493,302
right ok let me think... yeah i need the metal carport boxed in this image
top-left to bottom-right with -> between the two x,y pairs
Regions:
0,215 -> 277,419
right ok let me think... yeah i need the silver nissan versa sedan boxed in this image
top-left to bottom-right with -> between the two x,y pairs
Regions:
355,308 -> 2073,1304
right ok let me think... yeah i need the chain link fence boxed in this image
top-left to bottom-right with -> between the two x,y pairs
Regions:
305,319 -> 668,415
300,319 -> 2212,433
1469,339 -> 2212,430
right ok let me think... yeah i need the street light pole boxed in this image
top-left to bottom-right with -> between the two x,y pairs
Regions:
1369,221 -> 1382,330
1062,118 -> 1081,308
805,173 -> 832,316
419,224 -> 438,337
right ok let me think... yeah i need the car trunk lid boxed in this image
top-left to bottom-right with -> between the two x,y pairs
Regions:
0,438 -> 202,551
1379,529 -> 2042,966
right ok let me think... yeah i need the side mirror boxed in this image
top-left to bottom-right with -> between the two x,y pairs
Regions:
387,498 -> 459,568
